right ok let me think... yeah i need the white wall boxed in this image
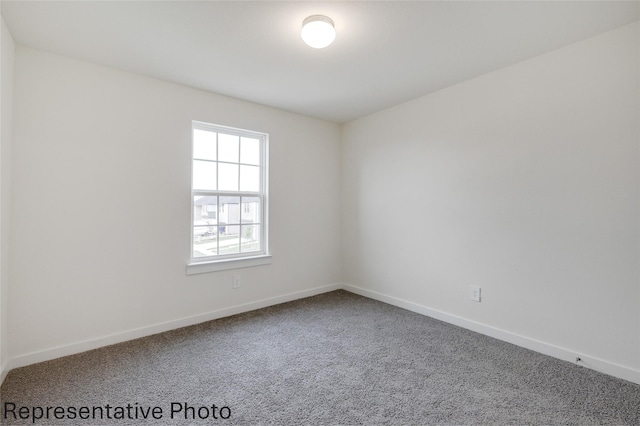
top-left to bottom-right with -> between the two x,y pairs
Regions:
9,46 -> 341,364
0,15 -> 15,381
342,22 -> 640,382
5,19 -> 639,386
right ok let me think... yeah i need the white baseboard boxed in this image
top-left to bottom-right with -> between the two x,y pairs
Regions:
342,283 -> 640,385
5,282 -> 638,387
6,283 -> 342,375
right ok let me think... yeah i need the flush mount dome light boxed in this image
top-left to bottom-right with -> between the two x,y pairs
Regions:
301,15 -> 336,48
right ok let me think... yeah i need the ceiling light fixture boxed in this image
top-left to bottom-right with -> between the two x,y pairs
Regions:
301,15 -> 336,49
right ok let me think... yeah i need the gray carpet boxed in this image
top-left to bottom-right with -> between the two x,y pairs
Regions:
1,290 -> 639,425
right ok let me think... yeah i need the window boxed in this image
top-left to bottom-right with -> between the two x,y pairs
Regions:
189,121 -> 269,272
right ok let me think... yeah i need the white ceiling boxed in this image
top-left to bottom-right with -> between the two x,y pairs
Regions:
2,1 -> 639,123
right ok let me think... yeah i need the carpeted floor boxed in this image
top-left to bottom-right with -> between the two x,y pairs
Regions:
1,290 -> 639,425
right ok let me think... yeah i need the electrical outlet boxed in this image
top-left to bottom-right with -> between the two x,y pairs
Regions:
232,275 -> 241,289
470,285 -> 481,302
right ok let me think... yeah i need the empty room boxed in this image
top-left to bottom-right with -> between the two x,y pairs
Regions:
0,1 -> 639,425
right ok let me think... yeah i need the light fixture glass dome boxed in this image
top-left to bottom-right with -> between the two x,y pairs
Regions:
301,15 -> 336,49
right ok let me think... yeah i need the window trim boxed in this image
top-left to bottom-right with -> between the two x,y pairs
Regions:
188,121 -> 269,271
187,254 -> 272,275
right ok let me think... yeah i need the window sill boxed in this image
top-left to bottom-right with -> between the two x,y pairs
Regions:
186,255 -> 272,275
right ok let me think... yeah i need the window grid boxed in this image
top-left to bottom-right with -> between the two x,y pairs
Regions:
191,121 -> 268,263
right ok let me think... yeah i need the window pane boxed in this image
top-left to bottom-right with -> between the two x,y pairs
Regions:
219,225 -> 240,255
193,226 -> 217,257
194,196 -> 218,226
218,133 -> 239,163
219,196 -> 240,225
218,163 -> 239,191
240,137 -> 260,165
240,224 -> 260,253
192,160 -> 216,190
193,129 -> 216,160
241,196 -> 260,224
218,197 -> 239,255
240,165 -> 260,192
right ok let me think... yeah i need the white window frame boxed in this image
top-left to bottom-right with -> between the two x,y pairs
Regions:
187,121 -> 270,275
